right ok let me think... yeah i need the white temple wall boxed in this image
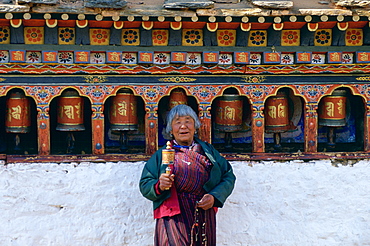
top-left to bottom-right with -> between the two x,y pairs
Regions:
0,160 -> 369,246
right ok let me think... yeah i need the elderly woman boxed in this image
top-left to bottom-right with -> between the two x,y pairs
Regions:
140,104 -> 236,246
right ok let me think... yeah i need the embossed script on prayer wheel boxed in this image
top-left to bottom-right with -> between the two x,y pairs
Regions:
56,90 -> 85,131
215,95 -> 243,132
110,90 -> 138,131
6,91 -> 31,134
265,92 -> 290,133
169,88 -> 187,109
319,90 -> 347,127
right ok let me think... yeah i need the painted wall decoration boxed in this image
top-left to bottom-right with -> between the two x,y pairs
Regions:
122,52 -> 137,64
217,30 -> 236,46
121,29 -> 140,46
90,52 -> 106,64
281,30 -> 300,46
345,29 -> 363,46
90,29 -> 110,45
152,29 -> 169,46
182,29 -> 203,46
26,51 -> 41,63
0,26 -> 10,44
248,30 -> 267,47
24,27 -> 44,45
58,27 -> 75,45
314,29 -> 332,46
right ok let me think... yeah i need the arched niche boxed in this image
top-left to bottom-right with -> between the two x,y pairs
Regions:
0,88 -> 38,155
157,87 -> 198,147
317,87 -> 365,152
103,88 -> 145,154
211,87 -> 252,153
49,88 -> 92,155
263,87 -> 304,153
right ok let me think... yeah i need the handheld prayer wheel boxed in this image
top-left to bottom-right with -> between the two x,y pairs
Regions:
215,94 -> 243,150
318,90 -> 347,148
109,89 -> 138,131
6,91 -> 31,134
264,91 -> 290,150
169,88 -> 188,109
162,141 -> 174,190
56,90 -> 85,131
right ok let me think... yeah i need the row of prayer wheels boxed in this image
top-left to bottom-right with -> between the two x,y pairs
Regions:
3,88 -> 348,153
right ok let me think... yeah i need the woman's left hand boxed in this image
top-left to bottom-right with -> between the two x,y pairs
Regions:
197,194 -> 214,210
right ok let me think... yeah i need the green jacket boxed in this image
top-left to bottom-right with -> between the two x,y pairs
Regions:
139,138 -> 236,211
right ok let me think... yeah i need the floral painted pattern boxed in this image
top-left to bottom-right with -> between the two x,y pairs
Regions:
345,29 -> 363,46
249,53 -> 261,64
90,52 -> 106,64
182,29 -> 203,46
90,29 -> 110,45
186,52 -> 201,65
154,53 -> 170,64
281,54 -> 294,65
311,53 -> 325,64
152,30 -> 168,46
25,27 -> 44,44
0,50 -> 9,63
281,30 -> 300,46
217,30 -> 236,46
248,31 -> 267,46
219,54 -> 232,65
58,51 -> 73,64
26,51 -> 41,63
59,28 -> 75,45
122,52 -> 137,64
342,53 -> 353,64
314,29 -> 332,46
122,29 -> 139,46
0,26 -> 10,44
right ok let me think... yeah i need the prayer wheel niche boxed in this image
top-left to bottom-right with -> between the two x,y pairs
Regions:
169,88 -> 188,109
56,90 -> 85,153
215,94 -> 243,150
109,89 -> 138,152
318,90 -> 347,148
264,91 -> 290,150
5,91 -> 31,153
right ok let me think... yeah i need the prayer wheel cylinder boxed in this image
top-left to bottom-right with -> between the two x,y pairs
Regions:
215,95 -> 243,132
169,88 -> 187,109
5,91 -> 31,134
56,90 -> 85,131
318,90 -> 347,127
264,91 -> 290,133
109,90 -> 138,131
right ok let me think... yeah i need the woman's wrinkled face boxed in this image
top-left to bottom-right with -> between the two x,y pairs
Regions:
170,115 -> 196,146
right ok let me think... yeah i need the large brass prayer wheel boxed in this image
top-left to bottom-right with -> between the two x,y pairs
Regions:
56,90 -> 85,131
264,91 -> 290,133
109,90 -> 138,131
318,90 -> 347,127
169,88 -> 187,109
215,95 -> 243,132
5,91 -> 31,134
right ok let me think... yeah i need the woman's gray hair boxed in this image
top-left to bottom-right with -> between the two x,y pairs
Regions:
165,104 -> 201,138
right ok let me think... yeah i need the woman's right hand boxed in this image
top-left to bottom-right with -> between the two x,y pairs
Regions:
159,173 -> 175,191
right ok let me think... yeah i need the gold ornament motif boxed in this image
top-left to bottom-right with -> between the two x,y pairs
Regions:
356,76 -> 370,81
84,75 -> 108,84
241,76 -> 266,83
0,78 -> 5,82
158,77 -> 196,83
